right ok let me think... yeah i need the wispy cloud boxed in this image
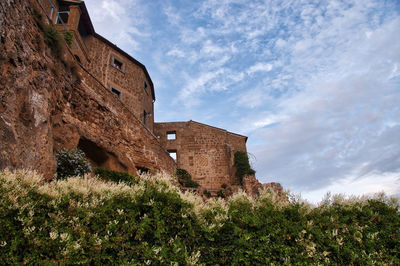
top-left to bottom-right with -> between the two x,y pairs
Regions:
247,62 -> 273,75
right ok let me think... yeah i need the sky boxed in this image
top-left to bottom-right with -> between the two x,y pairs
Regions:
83,0 -> 400,203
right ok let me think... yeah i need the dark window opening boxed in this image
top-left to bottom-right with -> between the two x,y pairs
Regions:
56,11 -> 69,24
112,58 -> 123,70
111,87 -> 121,98
168,150 -> 177,162
167,131 -> 176,140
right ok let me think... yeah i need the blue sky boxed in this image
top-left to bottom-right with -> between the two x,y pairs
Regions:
84,0 -> 400,203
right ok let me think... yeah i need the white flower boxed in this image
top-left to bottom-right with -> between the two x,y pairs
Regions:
153,247 -> 161,254
95,238 -> 102,245
60,233 -> 70,242
50,231 -> 58,240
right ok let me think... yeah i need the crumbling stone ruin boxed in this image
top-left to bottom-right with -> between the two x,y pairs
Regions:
0,0 -> 283,196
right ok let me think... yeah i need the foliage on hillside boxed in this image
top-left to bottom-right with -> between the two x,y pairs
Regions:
0,169 -> 399,265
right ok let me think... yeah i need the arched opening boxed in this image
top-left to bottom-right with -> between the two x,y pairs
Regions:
77,137 -> 127,172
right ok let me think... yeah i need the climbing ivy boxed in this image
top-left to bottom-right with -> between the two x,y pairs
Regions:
234,151 -> 256,184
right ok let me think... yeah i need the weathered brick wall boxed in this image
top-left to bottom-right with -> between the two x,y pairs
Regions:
0,0 -> 175,178
154,121 -> 248,190
84,35 -> 155,132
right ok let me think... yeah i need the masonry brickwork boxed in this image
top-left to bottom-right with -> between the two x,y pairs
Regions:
84,34 -> 155,132
154,121 -> 247,190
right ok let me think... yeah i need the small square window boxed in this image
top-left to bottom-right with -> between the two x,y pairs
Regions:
112,58 -> 124,70
168,150 -> 177,161
167,131 -> 176,140
110,86 -> 121,98
56,11 -> 69,24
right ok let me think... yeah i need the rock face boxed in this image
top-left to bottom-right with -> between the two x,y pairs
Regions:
242,175 -> 285,199
0,0 -> 175,179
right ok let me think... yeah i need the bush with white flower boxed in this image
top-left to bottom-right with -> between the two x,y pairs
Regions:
56,148 -> 92,179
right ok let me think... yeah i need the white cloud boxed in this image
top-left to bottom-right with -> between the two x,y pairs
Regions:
84,0 -> 149,51
302,172 -> 400,204
253,115 -> 284,127
166,49 -> 185,58
247,62 -> 273,75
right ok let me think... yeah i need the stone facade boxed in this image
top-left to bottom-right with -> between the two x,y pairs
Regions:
84,34 -> 155,132
154,121 -> 247,190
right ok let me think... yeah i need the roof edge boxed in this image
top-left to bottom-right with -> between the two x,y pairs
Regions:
154,120 -> 248,141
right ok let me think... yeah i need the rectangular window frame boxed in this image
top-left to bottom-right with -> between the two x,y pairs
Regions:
168,150 -> 177,162
110,55 -> 125,73
110,86 -> 122,99
56,11 -> 69,25
167,131 -> 176,140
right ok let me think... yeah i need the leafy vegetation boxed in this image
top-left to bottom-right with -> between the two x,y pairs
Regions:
43,25 -> 63,56
56,149 -> 91,179
203,189 -> 211,197
217,189 -> 226,198
63,30 -> 74,48
176,168 -> 199,188
0,169 -> 399,264
234,151 -> 256,184
94,167 -> 138,186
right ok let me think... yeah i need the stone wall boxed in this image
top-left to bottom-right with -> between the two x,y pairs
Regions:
154,121 -> 248,190
0,0 -> 175,178
84,34 -> 155,132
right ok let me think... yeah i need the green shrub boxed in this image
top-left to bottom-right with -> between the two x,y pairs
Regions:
1,170 -> 399,265
217,190 -> 225,198
176,168 -> 199,188
63,30 -> 74,47
203,189 -> 211,197
234,151 -> 256,184
43,25 -> 62,56
56,149 -> 91,179
94,167 -> 137,185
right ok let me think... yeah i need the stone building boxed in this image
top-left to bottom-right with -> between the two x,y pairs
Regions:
154,121 -> 247,190
45,0 -> 155,131
0,0 -> 277,194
